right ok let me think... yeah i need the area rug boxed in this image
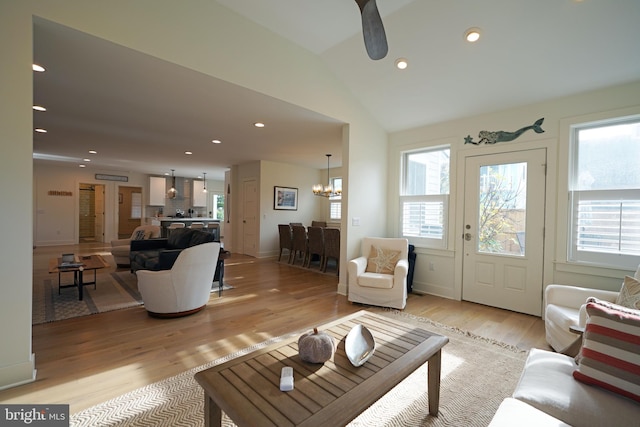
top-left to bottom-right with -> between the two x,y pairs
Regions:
70,310 -> 527,426
32,271 -> 233,324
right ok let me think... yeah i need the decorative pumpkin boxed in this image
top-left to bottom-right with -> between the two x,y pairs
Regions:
298,327 -> 335,364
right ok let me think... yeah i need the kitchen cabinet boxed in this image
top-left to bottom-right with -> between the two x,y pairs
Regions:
192,180 -> 207,207
149,176 -> 166,206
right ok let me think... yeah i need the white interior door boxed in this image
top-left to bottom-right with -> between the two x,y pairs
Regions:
242,179 -> 258,257
462,149 -> 546,316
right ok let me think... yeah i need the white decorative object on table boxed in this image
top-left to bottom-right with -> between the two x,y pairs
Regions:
345,324 -> 375,367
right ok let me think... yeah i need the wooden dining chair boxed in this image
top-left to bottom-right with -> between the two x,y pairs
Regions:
277,224 -> 293,262
322,228 -> 340,275
306,226 -> 325,269
290,225 -> 308,266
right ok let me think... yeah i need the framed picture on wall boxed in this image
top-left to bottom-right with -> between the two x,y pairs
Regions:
274,186 -> 298,210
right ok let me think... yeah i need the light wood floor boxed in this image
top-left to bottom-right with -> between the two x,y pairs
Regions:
0,242 -> 550,413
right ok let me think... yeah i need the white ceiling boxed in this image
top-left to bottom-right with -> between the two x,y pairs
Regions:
33,1 -> 640,180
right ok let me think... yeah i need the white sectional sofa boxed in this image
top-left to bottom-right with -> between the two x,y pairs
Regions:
492,291 -> 640,426
490,348 -> 640,426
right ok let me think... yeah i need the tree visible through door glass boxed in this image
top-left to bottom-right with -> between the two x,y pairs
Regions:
477,162 -> 527,256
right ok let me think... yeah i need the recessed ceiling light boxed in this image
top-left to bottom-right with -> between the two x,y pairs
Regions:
185,151 -> 193,155
32,105 -> 46,112
254,122 -> 265,128
79,164 -> 86,168
395,58 -> 408,70
211,139 -> 222,144
164,172 -> 170,176
464,27 -> 481,43
32,64 -> 45,72
89,150 -> 97,154
35,128 -> 47,133
83,158 -> 91,162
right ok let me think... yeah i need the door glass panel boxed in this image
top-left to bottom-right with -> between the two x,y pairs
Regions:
478,162 -> 527,256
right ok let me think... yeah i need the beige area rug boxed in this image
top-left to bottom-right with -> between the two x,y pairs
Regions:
70,310 -> 527,426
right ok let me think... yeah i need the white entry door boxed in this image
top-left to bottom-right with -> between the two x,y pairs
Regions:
242,179 -> 258,257
462,149 -> 546,316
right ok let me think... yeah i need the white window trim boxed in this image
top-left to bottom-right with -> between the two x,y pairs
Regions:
558,107 -> 640,270
399,146 -> 450,249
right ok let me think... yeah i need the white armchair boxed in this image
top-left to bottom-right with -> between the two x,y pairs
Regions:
348,237 -> 409,310
110,225 -> 161,266
136,242 -> 220,317
544,264 -> 640,353
544,284 -> 619,353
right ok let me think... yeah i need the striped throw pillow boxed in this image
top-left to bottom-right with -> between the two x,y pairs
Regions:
573,297 -> 640,403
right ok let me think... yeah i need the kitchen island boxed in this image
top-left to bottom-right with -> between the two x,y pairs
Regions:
153,218 -> 221,239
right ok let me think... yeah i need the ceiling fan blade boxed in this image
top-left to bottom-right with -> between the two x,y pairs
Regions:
355,0 -> 388,60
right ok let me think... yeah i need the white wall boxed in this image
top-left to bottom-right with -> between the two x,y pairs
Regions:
33,162 -> 226,246
389,81 -> 640,300
0,4 -> 35,391
259,161 -> 322,258
33,162 -> 148,245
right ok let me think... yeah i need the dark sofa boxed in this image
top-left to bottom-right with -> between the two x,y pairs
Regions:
130,228 -> 216,272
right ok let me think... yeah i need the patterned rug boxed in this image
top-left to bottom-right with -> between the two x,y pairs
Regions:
70,310 -> 527,426
32,271 -> 233,324
32,271 -> 143,324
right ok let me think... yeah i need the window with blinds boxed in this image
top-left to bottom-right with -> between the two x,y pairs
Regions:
400,147 -> 450,248
568,118 -> 640,269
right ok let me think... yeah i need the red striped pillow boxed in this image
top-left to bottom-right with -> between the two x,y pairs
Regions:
573,297 -> 640,403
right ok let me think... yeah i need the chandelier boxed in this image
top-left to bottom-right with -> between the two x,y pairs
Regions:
312,154 -> 342,197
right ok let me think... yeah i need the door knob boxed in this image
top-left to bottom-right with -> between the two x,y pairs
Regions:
464,233 -> 472,241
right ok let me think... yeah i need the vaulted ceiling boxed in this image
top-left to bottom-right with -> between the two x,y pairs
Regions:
33,1 -> 640,180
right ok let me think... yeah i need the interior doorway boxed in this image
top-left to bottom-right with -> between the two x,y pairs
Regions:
117,186 -> 143,239
79,183 -> 105,243
462,148 -> 547,316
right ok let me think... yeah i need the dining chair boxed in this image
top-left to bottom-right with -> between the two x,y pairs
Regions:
277,224 -> 293,262
306,226 -> 325,269
322,228 -> 340,275
290,225 -> 308,266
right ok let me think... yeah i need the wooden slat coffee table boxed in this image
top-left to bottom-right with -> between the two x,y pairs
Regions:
195,310 -> 449,427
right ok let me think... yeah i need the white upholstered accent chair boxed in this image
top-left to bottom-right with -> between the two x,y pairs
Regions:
110,225 -> 161,267
136,242 -> 221,317
544,264 -> 640,353
348,237 -> 409,310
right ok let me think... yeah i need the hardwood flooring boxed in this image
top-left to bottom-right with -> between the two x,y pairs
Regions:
0,242 -> 550,413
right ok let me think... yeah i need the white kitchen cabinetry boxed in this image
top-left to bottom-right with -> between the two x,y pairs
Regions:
149,176 -> 166,206
192,180 -> 206,207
